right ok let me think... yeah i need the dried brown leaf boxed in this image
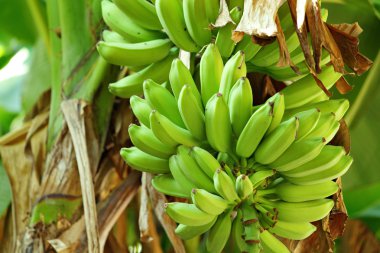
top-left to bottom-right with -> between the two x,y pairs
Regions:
340,220 -> 380,253
213,0 -> 232,28
146,173 -> 186,253
327,23 -> 373,75
329,178 -> 348,240
247,73 -> 277,105
330,119 -> 351,154
335,76 -> 353,94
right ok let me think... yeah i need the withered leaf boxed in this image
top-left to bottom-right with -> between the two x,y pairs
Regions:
340,220 -> 380,253
335,76 -> 353,94
331,119 -> 351,154
213,0 -> 232,28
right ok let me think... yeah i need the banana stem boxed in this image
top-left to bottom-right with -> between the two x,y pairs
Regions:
27,0 -> 51,55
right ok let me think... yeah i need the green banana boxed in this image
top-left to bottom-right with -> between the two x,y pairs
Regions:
236,102 -> 273,158
260,230 -> 290,253
200,43 -> 224,105
219,51 -> 246,103
214,169 -> 240,202
249,170 -> 276,189
143,79 -> 185,127
205,0 -> 219,23
101,1 -> 164,43
206,211 -> 232,253
130,95 -> 152,127
102,30 -> 128,43
236,174 -> 253,199
169,155 -> 196,195
271,181 -> 339,202
295,108 -> 321,140
169,58 -> 202,108
177,145 -> 216,193
284,99 -> 349,121
270,138 -> 326,172
178,85 -> 206,140
109,48 -> 178,98
268,220 -> 317,240
113,0 -> 163,30
120,147 -> 169,173
155,0 -> 200,52
285,155 -> 353,185
150,110 -> 200,147
232,210 -> 247,252
305,112 -> 336,140
281,145 -> 346,178
205,93 -> 233,152
282,66 -> 342,109
191,188 -> 229,215
191,146 -> 221,178
152,174 -> 189,198
228,77 -> 253,137
215,6 -> 243,58
183,0 -> 212,47
254,117 -> 299,164
165,202 -> 216,226
97,39 -> 172,67
233,34 -> 261,61
269,199 -> 335,222
267,93 -> 285,133
128,124 -> 175,158
175,218 -> 217,240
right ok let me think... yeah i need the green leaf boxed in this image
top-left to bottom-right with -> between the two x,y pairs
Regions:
29,194 -> 82,226
0,161 -> 12,218
344,183 -> 380,218
369,0 -> 380,19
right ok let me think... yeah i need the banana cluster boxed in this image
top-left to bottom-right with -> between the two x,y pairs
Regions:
98,0 -> 332,99
121,45 -> 352,253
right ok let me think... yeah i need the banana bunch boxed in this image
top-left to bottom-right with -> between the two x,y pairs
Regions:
120,45 -> 352,252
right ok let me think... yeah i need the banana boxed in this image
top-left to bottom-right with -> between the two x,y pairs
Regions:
191,188 -> 229,215
285,155 -> 353,185
324,121 -> 341,143
233,35 -> 261,61
284,99 -> 349,122
130,95 -> 152,127
215,6 -> 243,58
282,66 -> 342,109
268,199 -> 335,222
267,220 -> 316,240
120,147 -> 169,173
178,85 -> 206,140
176,145 -> 216,193
205,93 -> 233,152
155,0 -> 200,52
305,112 -> 336,141
200,43 -> 224,105
236,102 -> 273,158
281,145 -> 346,178
169,155 -> 196,195
113,0 -> 162,30
236,174 -> 254,199
183,0 -> 212,47
109,48 -> 178,98
152,174 -> 189,198
101,1 -> 164,43
169,58 -> 202,108
206,211 -> 232,253
165,202 -> 216,226
175,218 -> 217,240
270,138 -> 326,172
272,181 -> 339,202
214,169 -> 240,202
260,230 -> 290,253
228,77 -> 253,137
150,110 -> 200,147
232,210 -> 247,252
294,108 -> 321,140
128,124 -> 175,158
97,39 -> 172,67
205,0 -> 219,23
267,93 -> 285,133
143,79 -> 185,127
217,152 -> 237,169
102,30 -> 128,43
254,117 -> 299,164
219,51 -> 246,103
249,170 -> 276,189
191,146 -> 221,178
